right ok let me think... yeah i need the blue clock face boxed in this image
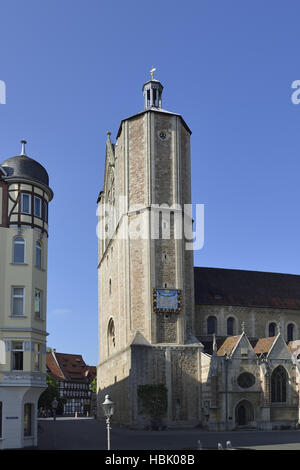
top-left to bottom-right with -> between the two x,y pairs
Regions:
153,289 -> 182,314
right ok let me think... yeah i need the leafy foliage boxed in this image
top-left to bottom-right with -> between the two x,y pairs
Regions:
38,374 -> 66,414
137,384 -> 168,419
89,377 -> 97,393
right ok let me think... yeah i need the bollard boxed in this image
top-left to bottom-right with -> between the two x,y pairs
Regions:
75,411 -> 78,419
226,441 -> 233,450
197,440 -> 202,450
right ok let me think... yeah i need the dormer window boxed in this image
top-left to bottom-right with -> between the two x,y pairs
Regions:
21,193 -> 31,214
34,196 -> 42,218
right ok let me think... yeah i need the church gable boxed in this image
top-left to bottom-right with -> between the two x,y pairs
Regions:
267,334 -> 293,361
230,333 -> 257,360
103,134 -> 115,201
217,333 -> 256,359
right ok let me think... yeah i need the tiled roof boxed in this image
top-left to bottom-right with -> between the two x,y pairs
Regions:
217,336 -> 241,356
85,366 -> 97,380
253,336 -> 277,355
288,340 -> 300,356
46,352 -> 65,380
47,351 -> 96,383
194,267 -> 300,309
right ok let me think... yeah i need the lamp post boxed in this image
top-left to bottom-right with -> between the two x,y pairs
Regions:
52,397 -> 58,421
102,394 -> 114,450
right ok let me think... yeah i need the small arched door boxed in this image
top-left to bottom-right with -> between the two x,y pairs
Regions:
235,400 -> 254,427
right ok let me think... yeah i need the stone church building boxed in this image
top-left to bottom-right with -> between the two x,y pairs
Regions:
96,74 -> 300,430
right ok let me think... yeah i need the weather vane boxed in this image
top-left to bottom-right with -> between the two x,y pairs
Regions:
150,67 -> 156,80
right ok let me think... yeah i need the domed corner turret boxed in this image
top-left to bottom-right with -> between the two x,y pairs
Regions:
0,140 -> 53,234
0,140 -> 53,201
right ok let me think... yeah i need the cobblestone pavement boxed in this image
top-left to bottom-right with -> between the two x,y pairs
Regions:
36,418 -> 300,450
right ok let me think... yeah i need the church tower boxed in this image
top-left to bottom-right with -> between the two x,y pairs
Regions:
97,74 -> 203,426
0,141 -> 53,448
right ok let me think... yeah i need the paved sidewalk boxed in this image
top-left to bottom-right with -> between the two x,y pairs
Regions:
36,418 -> 300,450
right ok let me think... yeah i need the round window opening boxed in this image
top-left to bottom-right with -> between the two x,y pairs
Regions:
237,372 -> 255,389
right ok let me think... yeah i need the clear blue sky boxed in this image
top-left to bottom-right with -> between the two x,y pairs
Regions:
1,0 -> 300,365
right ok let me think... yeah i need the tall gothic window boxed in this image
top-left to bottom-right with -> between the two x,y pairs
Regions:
107,318 -> 116,356
227,317 -> 235,336
287,324 -> 294,343
0,402 -> 2,438
268,322 -> 276,337
271,366 -> 287,403
207,316 -> 217,335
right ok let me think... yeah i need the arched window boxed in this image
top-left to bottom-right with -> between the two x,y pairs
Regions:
35,241 -> 42,269
268,322 -> 276,337
287,324 -> 294,343
207,316 -> 217,335
227,317 -> 235,336
13,237 -> 25,263
109,279 -> 112,295
107,318 -> 115,356
271,366 -> 287,403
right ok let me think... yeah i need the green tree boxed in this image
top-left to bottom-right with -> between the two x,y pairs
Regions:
137,384 -> 168,429
38,374 -> 66,415
89,377 -> 97,393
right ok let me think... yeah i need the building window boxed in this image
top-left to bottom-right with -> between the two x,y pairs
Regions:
24,404 -> 32,437
271,366 -> 287,403
21,193 -> 31,214
35,241 -> 42,268
227,317 -> 235,336
207,316 -> 217,335
13,237 -> 25,264
269,322 -> 276,337
12,342 -> 24,370
34,343 -> 41,371
0,402 -> 2,438
287,324 -> 294,343
109,279 -> 112,295
43,200 -> 48,222
11,287 -> 25,316
34,196 -> 42,218
107,318 -> 116,355
34,289 -> 42,319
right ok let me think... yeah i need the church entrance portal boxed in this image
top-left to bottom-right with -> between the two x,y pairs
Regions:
235,400 -> 254,428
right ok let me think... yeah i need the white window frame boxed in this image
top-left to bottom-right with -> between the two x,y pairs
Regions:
34,343 -> 41,371
34,289 -> 42,319
34,196 -> 42,218
35,241 -> 42,269
11,341 -> 24,371
21,193 -> 31,214
13,236 -> 25,264
11,287 -> 25,316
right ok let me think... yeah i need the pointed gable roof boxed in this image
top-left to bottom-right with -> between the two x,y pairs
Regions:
254,336 -> 277,355
217,335 -> 241,357
103,133 -> 115,197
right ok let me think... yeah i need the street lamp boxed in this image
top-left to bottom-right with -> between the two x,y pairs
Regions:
102,394 -> 114,450
52,397 -> 58,421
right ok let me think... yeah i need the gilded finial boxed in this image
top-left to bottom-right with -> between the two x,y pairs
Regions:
150,67 -> 156,80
